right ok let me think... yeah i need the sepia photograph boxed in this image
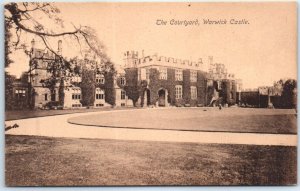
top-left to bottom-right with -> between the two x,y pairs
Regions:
4,2 -> 297,186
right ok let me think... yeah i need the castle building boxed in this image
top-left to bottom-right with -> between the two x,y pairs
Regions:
12,39 -> 238,110
27,39 -> 131,109
122,51 -> 238,107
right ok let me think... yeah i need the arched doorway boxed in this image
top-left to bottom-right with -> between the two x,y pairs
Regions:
158,89 -> 168,107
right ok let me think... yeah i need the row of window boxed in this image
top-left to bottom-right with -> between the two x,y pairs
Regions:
159,68 -> 198,82
175,86 -> 198,100
15,89 -> 26,99
72,94 -> 81,100
71,90 -> 126,100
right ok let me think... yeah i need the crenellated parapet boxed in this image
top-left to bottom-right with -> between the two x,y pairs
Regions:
133,53 -> 204,71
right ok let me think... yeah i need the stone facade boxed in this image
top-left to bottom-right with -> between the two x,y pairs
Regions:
12,41 -> 239,109
122,51 -> 238,107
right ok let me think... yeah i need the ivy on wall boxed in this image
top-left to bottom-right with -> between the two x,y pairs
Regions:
80,69 -> 95,107
123,68 -> 139,106
120,67 -> 238,107
197,71 -> 207,105
182,69 -> 191,105
78,69 -> 115,107
104,72 -> 115,106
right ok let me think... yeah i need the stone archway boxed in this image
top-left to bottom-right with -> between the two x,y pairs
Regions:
157,88 -> 168,107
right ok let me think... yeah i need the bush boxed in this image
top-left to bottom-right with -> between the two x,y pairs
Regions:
45,101 -> 63,110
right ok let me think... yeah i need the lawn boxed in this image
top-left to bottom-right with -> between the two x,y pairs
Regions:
68,108 -> 297,134
5,106 -> 134,121
5,135 -> 297,186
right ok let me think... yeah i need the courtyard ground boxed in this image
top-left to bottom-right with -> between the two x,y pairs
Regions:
5,135 -> 296,186
5,107 -> 297,186
68,108 -> 297,134
5,106 -> 134,121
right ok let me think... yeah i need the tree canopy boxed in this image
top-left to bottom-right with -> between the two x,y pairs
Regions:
5,2 -> 109,67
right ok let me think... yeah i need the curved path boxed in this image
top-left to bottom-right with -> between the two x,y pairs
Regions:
5,108 -> 297,146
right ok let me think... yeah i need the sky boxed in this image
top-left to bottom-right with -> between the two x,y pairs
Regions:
6,2 -> 297,89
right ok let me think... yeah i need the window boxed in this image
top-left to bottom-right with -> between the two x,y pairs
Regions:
45,93 -> 48,101
72,104 -> 81,107
121,90 -> 126,100
140,68 -> 149,81
146,69 -> 150,81
120,77 -> 126,85
175,69 -> 183,81
15,89 -> 26,99
121,103 -> 126,107
175,85 -> 182,99
72,75 -> 81,83
159,67 -> 167,80
72,88 -> 81,100
96,103 -> 104,107
217,81 -> 222,90
191,86 -> 197,100
96,74 -> 105,84
95,88 -> 105,100
190,70 -> 197,82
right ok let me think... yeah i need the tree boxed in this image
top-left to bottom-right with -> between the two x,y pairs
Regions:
281,79 -> 297,108
5,2 -> 114,107
5,72 -> 16,110
5,3 -> 107,59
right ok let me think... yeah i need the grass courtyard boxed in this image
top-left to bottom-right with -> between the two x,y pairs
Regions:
5,135 -> 296,186
5,107 -> 297,186
68,108 -> 297,134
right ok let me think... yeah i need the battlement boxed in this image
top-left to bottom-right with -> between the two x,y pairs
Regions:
133,53 -> 204,71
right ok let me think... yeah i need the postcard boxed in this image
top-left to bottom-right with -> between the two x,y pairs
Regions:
4,2 -> 297,186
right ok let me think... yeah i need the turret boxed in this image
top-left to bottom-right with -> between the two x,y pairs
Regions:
123,50 -> 139,68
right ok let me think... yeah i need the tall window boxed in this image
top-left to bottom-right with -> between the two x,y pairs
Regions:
175,69 -> 183,81
159,67 -> 167,80
72,88 -> 81,100
146,69 -> 150,81
175,85 -> 183,99
96,74 -> 105,84
190,70 -> 197,82
191,86 -> 197,100
120,77 -> 126,85
95,88 -> 105,100
217,81 -> 222,90
121,90 -> 126,100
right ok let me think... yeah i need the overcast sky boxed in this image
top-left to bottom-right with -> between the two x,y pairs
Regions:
6,2 -> 297,89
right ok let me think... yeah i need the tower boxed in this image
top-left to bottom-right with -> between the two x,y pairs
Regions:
123,51 -> 139,68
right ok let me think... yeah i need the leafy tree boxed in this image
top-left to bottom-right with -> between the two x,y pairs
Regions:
5,3 -> 106,58
80,69 -> 95,107
5,72 -> 16,110
281,79 -> 297,108
5,2 -> 114,108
